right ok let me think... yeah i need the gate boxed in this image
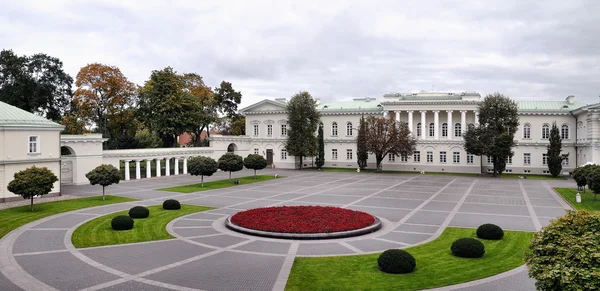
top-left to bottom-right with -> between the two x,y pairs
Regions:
61,160 -> 73,184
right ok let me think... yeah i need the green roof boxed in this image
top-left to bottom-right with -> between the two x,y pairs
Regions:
318,101 -> 382,111
0,101 -> 64,129
517,101 -> 587,112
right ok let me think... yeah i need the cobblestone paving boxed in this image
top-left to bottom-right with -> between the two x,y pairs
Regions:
0,169 -> 574,291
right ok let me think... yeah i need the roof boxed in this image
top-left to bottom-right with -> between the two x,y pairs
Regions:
318,100 -> 382,112
517,101 -> 587,112
0,101 -> 64,129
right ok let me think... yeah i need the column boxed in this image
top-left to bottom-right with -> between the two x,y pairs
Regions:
461,111 -> 467,134
156,159 -> 161,177
135,160 -> 141,180
408,111 -> 414,134
447,110 -> 453,140
146,160 -> 152,178
174,158 -> 179,175
475,111 -> 480,125
434,111 -> 439,140
383,111 -> 387,118
183,157 -> 188,174
165,158 -> 170,176
420,111 -> 427,139
395,111 -> 400,123
124,160 -> 131,181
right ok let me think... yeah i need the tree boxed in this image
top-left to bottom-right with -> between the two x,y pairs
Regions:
85,164 -> 120,201
463,93 -> 519,177
284,91 -> 321,170
188,156 -> 218,187
181,73 -> 216,147
547,122 -> 567,177
135,129 -> 163,148
573,165 -> 594,192
356,116 -> 369,170
363,116 -> 416,172
0,49 -> 73,121
7,166 -> 58,211
217,114 -> 246,136
315,124 -> 325,170
525,210 -> 600,291
218,153 -> 244,182
243,154 -> 268,178
585,166 -> 600,200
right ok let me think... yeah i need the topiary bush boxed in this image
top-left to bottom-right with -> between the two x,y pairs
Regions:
451,238 -> 485,258
111,215 -> 134,230
476,223 -> 504,240
128,206 -> 150,218
163,199 -> 181,210
377,249 -> 416,274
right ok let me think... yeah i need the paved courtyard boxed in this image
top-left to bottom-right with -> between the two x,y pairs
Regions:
0,169 -> 574,291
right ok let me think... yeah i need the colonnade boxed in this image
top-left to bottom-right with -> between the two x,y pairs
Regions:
383,110 -> 479,140
122,157 -> 189,181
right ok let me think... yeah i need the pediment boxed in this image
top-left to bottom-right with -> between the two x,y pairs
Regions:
240,99 -> 287,113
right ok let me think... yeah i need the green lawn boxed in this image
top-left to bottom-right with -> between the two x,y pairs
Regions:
554,188 -> 600,211
496,173 -> 567,180
0,195 -> 136,239
319,167 -> 479,177
285,227 -> 533,291
72,204 -> 212,248
158,175 -> 281,193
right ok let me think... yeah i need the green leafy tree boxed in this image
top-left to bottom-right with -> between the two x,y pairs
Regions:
363,116 -> 416,172
86,164 -> 120,201
188,156 -> 218,187
180,73 -> 217,147
547,122 -> 568,177
7,166 -> 58,211
218,153 -> 244,182
356,116 -> 369,170
463,93 -> 519,177
135,129 -> 163,148
315,124 -> 325,170
243,154 -> 268,178
525,210 -> 600,291
284,91 -> 321,170
585,166 -> 600,200
572,165 -> 594,192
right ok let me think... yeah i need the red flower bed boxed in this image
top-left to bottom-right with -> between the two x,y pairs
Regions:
230,206 -> 375,234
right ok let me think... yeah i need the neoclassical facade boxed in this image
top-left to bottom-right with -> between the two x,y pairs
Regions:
230,92 -> 599,174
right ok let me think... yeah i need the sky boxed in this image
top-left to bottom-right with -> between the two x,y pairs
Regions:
2,0 -> 599,108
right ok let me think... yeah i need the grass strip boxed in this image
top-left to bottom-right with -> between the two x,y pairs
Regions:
319,167 -> 479,177
158,175 -> 281,193
554,187 -> 600,211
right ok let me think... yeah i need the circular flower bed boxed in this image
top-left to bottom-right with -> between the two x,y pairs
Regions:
227,206 -> 381,239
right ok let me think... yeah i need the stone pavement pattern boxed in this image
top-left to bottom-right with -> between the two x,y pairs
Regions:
0,169 -> 574,291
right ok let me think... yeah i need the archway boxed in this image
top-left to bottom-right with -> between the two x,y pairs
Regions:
61,146 -> 75,156
227,143 -> 238,153
60,146 -> 76,184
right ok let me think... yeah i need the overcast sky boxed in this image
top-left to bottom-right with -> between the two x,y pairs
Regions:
2,0 -> 599,108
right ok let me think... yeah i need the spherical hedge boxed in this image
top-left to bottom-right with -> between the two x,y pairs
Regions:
128,206 -> 150,218
476,223 -> 504,240
111,215 -> 134,230
163,199 -> 181,210
377,249 -> 416,274
451,238 -> 485,258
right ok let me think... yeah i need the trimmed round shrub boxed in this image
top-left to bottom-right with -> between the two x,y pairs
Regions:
128,206 -> 150,218
111,215 -> 134,230
377,249 -> 416,274
163,199 -> 181,210
477,223 -> 504,240
451,238 -> 485,258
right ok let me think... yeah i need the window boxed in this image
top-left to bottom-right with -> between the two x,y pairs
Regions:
542,124 -> 550,139
346,149 -> 353,160
487,156 -> 493,164
253,125 -> 259,136
346,122 -> 353,136
254,148 -> 259,155
561,124 -> 569,139
543,153 -> 548,165
414,151 -> 421,163
442,123 -> 448,137
506,156 -> 512,164
453,152 -> 460,163
388,154 -> 395,162
524,153 -> 531,165
267,124 -> 273,136
426,151 -> 433,163
416,123 -> 422,137
467,153 -> 474,164
28,136 -> 39,153
281,124 -> 287,137
332,149 -> 338,160
440,151 -> 447,163
281,149 -> 287,160
401,154 -> 408,162
454,123 -> 462,137
562,157 -> 569,166
332,122 -> 338,136
429,123 -> 435,137
523,123 -> 531,139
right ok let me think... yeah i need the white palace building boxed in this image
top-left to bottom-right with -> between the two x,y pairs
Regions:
228,91 -> 600,174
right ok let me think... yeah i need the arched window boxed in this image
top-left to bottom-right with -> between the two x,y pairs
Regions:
332,122 -> 338,136
561,124 -> 569,139
429,123 -> 435,137
454,123 -> 462,137
346,122 -> 353,136
523,123 -> 531,139
416,123 -> 422,137
442,123 -> 448,137
542,124 -> 550,139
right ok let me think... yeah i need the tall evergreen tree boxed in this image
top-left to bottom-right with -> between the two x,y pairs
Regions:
463,93 -> 519,177
547,122 -> 567,177
284,91 -> 321,170
315,124 -> 325,170
356,116 -> 369,169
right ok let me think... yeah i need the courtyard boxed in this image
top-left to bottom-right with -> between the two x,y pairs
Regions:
0,170 -> 573,291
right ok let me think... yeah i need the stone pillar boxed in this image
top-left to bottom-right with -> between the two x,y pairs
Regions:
395,111 -> 400,123
165,158 -> 170,176
461,110 -> 467,135
174,158 -> 179,175
408,111 -> 414,134
135,160 -> 141,180
156,159 -> 161,177
420,111 -> 426,139
447,110 -> 453,140
433,111 -> 439,140
183,157 -> 188,174
124,160 -> 131,181
475,111 -> 479,125
146,160 -> 152,178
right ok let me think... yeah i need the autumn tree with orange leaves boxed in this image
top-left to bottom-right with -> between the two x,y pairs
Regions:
363,116 -> 417,172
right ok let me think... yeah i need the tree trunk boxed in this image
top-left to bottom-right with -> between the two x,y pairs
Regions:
229,171 -> 232,182
201,175 -> 204,187
102,186 -> 105,201
30,196 -> 34,212
254,169 -> 257,179
299,156 -> 303,170
493,157 -> 498,177
376,156 -> 383,173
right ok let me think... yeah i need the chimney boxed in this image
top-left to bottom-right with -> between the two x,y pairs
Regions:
566,95 -> 575,104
